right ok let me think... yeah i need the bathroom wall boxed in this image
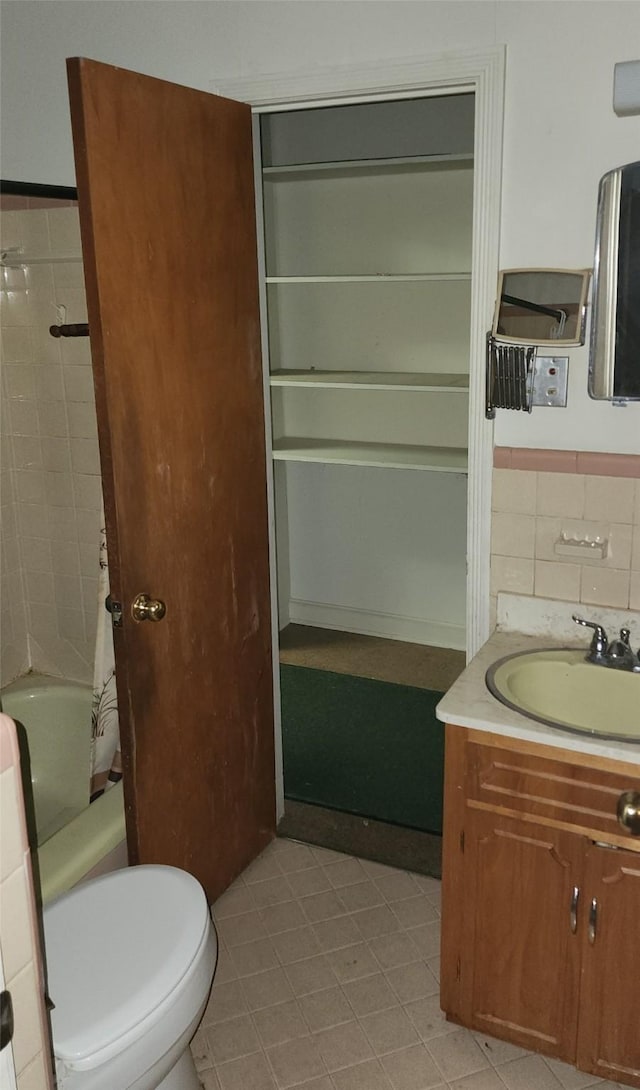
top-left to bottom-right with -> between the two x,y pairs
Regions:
0,198 -> 101,686
490,451 -> 640,629
1,0 -> 638,632
0,713 -> 55,1090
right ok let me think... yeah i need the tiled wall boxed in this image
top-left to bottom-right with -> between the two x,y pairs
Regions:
0,714 -> 55,1090
491,449 -> 640,629
0,201 -> 101,686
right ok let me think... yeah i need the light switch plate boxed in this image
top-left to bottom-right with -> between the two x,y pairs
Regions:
532,356 -> 568,407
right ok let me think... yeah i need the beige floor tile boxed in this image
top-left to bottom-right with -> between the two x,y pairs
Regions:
259,899 -> 307,935
216,1051 -> 277,1090
314,1020 -> 375,1072
495,1054 -> 564,1089
299,985 -> 355,1031
426,1029 -> 490,1083
252,998 -> 309,1049
542,1057 -> 604,1089
230,936 -> 279,978
332,1058 -> 394,1089
202,979 -> 248,1025
197,840 -> 607,1090
374,871 -> 423,903
267,1034 -> 327,1088
206,1012 -> 261,1065
392,896 -> 440,930
353,903 -> 402,940
368,930 -> 420,970
343,971 -> 397,1016
285,954 -> 338,996
385,961 -> 440,1004
360,1005 -> 421,1055
301,889 -> 348,923
380,1042 -> 444,1089
213,883 -> 258,918
448,1070 -> 508,1090
405,995 -> 459,1041
271,924 -> 322,964
405,921 -> 441,959
286,866 -> 332,898
326,941 -> 380,983
242,967 -> 295,1012
250,875 -> 297,909
338,880 -> 385,913
313,914 -> 362,952
324,858 -> 369,888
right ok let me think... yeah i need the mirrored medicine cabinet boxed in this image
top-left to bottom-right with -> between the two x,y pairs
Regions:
589,159 -> 640,401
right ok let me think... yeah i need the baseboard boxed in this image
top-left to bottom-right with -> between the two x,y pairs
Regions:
278,799 -> 442,879
287,598 -> 465,652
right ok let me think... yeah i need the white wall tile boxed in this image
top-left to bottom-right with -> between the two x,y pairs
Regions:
490,513 -> 535,559
580,566 -> 630,609
584,475 -> 637,524
491,469 -> 536,515
536,472 -> 585,519
534,560 -> 581,602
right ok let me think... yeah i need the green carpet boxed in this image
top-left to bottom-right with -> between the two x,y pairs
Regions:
280,665 -> 445,834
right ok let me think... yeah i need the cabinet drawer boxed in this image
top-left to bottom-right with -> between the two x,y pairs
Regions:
465,737 -> 640,845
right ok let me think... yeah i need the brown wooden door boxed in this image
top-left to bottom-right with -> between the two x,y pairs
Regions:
461,810 -> 584,1060
67,58 -> 276,903
577,844 -> 640,1086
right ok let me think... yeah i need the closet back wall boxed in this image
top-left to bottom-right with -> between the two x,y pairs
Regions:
0,198 -> 101,686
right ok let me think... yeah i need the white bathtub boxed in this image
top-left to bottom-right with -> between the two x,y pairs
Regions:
0,674 -> 127,903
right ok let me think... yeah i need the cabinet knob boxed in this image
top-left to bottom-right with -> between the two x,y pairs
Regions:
616,790 -> 640,835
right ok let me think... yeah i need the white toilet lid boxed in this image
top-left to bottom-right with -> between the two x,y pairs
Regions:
43,865 -> 212,1069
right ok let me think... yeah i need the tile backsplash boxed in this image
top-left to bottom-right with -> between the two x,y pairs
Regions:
0,714 -> 55,1090
1,203 -> 101,686
491,455 -> 640,632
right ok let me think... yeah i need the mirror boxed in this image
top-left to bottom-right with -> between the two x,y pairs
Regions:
492,268 -> 591,346
589,160 -> 640,401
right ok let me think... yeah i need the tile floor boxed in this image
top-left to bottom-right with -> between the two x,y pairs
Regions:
191,837 -> 628,1090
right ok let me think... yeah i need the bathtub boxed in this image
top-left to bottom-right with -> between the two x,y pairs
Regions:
0,674 -> 127,904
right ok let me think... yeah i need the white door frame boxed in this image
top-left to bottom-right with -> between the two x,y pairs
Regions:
216,45 -> 504,815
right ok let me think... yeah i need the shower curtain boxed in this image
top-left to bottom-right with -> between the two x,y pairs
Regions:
89,510 -> 121,801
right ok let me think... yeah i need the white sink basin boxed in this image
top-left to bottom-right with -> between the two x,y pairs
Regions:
486,647 -> 640,742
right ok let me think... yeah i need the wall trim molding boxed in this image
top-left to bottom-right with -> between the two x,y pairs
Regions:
216,45 -> 506,661
494,447 -> 640,478
287,599 -> 466,653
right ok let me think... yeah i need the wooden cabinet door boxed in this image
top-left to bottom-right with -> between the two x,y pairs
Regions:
67,58 -> 276,903
460,810 -> 584,1060
576,844 -> 640,1086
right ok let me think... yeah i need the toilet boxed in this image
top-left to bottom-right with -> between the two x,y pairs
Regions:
42,864 -> 217,1090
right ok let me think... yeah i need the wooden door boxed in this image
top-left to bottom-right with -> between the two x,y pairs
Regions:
460,810 -> 584,1060
67,58 -> 276,903
577,844 -> 640,1086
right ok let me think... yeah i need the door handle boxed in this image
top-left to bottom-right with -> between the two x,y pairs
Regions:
617,790 -> 640,836
588,897 -> 598,945
131,593 -> 166,623
569,885 -> 579,934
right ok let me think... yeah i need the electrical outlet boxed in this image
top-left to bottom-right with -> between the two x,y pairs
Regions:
532,356 -> 569,407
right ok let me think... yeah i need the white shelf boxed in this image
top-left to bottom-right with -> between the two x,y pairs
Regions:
272,438 -> 468,473
266,274 -> 471,284
270,370 -> 469,392
263,153 -> 473,177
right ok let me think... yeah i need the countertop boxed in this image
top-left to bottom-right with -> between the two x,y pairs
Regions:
435,630 -> 640,767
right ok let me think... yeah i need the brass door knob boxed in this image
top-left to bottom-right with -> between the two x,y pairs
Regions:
617,790 -> 640,835
131,593 -> 166,623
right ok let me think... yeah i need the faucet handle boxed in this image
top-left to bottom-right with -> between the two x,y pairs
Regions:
572,614 -> 608,656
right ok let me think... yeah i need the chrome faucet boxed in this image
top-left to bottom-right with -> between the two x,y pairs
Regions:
572,614 -> 640,672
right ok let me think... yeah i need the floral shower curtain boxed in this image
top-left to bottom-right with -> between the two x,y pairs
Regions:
89,508 -> 121,801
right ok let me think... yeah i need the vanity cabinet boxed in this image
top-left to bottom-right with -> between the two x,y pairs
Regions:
441,725 -> 640,1087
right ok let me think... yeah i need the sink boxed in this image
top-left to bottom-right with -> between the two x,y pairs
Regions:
486,647 -> 640,742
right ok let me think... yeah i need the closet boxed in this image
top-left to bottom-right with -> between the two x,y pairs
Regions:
258,93 -> 475,836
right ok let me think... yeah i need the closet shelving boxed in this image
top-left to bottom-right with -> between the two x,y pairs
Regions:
263,147 -> 473,473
